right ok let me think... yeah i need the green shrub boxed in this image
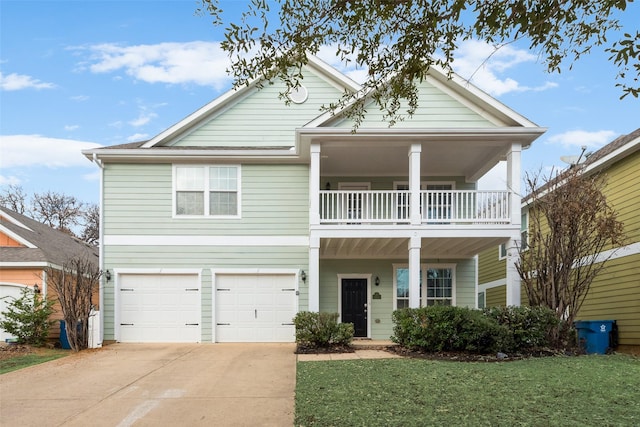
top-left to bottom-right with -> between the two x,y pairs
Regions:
0,287 -> 55,346
392,306 -> 509,354
483,305 -> 559,352
294,311 -> 354,348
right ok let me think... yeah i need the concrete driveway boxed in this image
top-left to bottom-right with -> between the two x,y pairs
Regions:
0,343 -> 296,426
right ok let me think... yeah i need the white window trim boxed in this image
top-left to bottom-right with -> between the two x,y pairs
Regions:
172,164 -> 242,219
392,263 -> 457,309
499,210 -> 529,260
499,243 -> 507,260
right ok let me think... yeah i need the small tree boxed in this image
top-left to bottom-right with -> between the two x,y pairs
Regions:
46,257 -> 101,351
0,287 -> 55,346
516,167 -> 626,344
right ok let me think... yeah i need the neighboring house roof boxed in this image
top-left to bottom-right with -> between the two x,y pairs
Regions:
522,127 -> 640,206
0,207 -> 98,268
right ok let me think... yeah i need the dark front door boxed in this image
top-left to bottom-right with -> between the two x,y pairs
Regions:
341,278 -> 368,337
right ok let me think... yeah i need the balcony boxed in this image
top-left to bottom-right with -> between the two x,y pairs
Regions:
319,190 -> 511,225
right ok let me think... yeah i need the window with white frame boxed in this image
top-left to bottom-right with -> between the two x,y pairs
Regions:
174,165 -> 240,217
394,265 -> 454,309
499,211 -> 528,259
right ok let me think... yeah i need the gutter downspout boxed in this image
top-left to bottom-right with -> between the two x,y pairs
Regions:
93,153 -> 105,347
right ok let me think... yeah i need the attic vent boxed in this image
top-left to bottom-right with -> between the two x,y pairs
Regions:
288,85 -> 308,104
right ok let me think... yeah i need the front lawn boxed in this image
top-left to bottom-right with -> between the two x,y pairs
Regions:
296,355 -> 640,426
0,347 -> 68,374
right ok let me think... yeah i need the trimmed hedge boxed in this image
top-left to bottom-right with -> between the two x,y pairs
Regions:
483,305 -> 559,352
392,305 -> 558,354
294,311 -> 354,348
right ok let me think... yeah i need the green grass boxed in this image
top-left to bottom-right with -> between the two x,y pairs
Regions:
0,349 -> 69,374
296,355 -> 640,426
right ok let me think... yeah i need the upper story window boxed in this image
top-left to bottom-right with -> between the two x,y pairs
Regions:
174,165 -> 241,217
499,210 -> 528,259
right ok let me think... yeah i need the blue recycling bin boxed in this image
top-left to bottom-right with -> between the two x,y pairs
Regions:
574,320 -> 617,354
59,320 -> 71,349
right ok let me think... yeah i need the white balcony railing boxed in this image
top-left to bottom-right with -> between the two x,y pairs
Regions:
319,190 -> 510,224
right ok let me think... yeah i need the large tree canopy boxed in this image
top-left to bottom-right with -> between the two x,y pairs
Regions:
200,0 -> 638,125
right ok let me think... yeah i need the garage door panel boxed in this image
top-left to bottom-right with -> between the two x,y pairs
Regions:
216,274 -> 296,343
119,274 -> 200,343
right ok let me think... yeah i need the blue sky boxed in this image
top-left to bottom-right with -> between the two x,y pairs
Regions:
1,0 -> 638,206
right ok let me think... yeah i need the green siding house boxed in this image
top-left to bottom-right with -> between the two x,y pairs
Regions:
83,56 -> 544,344
478,128 -> 640,352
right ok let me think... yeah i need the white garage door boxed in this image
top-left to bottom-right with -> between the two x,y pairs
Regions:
1,284 -> 26,342
216,274 -> 296,342
118,274 -> 200,343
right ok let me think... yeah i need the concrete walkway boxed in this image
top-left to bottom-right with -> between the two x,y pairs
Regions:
0,343 -> 295,427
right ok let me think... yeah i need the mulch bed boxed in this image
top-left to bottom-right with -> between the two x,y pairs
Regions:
0,343 -> 33,361
295,342 -> 569,362
388,346 -> 570,362
296,344 -> 355,354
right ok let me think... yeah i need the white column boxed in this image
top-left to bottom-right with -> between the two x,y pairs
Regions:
408,235 -> 421,308
506,142 -> 522,306
506,233 -> 522,306
308,235 -> 320,311
409,144 -> 422,225
310,143 -> 321,226
506,142 -> 522,228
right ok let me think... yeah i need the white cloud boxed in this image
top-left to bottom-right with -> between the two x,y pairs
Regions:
0,72 -> 55,91
452,40 -> 558,96
129,112 -> 157,127
0,135 -> 101,168
78,41 -> 232,90
71,95 -> 89,101
127,133 -> 149,142
83,170 -> 101,182
64,125 -> 80,131
0,175 -> 22,186
546,130 -> 618,150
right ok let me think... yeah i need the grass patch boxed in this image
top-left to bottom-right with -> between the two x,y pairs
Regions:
0,348 -> 69,374
296,355 -> 640,426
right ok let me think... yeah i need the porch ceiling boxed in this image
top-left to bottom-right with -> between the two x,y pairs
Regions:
299,127 -> 544,181
319,236 -> 508,259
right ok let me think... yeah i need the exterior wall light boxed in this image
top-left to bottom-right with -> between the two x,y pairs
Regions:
375,276 -> 380,286
33,284 -> 41,294
301,270 -> 307,283
105,270 -> 112,281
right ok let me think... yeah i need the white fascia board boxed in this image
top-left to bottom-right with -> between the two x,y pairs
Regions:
83,147 -> 301,162
0,225 -> 37,248
431,68 -> 541,130
0,261 -> 50,268
141,83 -> 258,148
584,134 -> 640,174
104,235 -> 309,246
297,127 -> 546,144
310,225 -> 517,239
306,55 -> 362,93
139,55 -> 358,149
0,208 -> 35,233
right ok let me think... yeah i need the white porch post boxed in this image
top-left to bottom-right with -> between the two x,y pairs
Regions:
506,142 -> 521,228
408,235 -> 421,308
506,234 -> 522,306
409,144 -> 422,225
506,142 -> 522,306
308,235 -> 320,311
310,143 -> 321,226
